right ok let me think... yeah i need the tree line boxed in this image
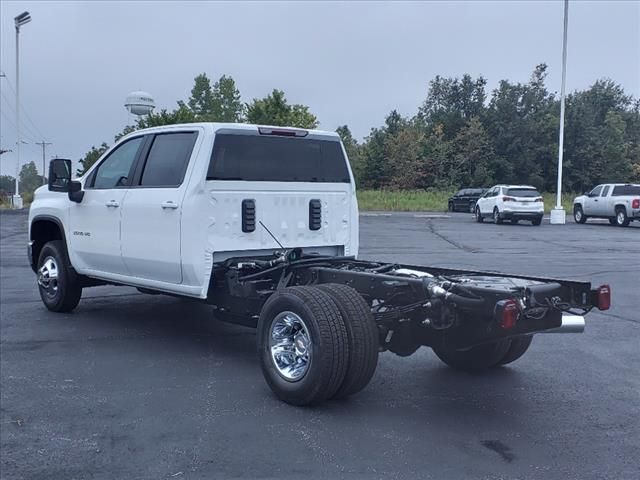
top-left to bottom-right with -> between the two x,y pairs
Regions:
72,64 -> 639,193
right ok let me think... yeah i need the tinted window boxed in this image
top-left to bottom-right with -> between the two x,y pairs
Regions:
467,189 -> 484,195
455,190 -> 465,196
601,186 -> 610,197
612,185 -> 640,196
208,134 -> 350,183
590,186 -> 603,196
507,188 -> 540,198
140,132 -> 198,187
92,137 -> 144,189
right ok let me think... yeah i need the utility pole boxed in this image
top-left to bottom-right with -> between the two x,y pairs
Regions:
36,141 -> 52,184
14,11 -> 32,209
550,0 -> 569,225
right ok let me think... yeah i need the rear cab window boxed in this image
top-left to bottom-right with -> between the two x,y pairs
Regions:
207,133 -> 350,183
612,185 -> 640,196
507,188 -> 540,198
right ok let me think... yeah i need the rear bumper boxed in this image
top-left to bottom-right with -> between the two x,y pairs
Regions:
500,211 -> 543,220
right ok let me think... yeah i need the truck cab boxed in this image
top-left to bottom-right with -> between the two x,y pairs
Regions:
29,123 -> 359,298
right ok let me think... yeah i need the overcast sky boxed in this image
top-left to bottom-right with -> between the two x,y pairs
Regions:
0,0 -> 638,177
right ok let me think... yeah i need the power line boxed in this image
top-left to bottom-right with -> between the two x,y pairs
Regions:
1,73 -> 48,141
0,90 -> 42,142
0,109 -> 39,144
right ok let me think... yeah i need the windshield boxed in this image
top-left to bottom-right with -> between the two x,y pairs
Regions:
507,188 -> 540,198
208,134 -> 351,183
612,185 -> 640,196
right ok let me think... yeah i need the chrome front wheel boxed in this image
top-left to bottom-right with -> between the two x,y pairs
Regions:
38,256 -> 59,298
269,311 -> 312,381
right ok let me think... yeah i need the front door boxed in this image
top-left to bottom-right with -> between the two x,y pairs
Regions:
583,185 -> 603,215
69,136 -> 145,275
595,185 -> 611,216
120,131 -> 199,284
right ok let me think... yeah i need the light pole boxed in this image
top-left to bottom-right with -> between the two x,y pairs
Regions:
13,11 -> 31,209
550,0 -> 569,225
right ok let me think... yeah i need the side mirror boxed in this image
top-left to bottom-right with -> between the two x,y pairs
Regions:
48,158 -> 72,192
68,180 -> 84,203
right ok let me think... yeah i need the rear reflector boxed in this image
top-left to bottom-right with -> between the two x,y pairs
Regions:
258,127 -> 308,137
632,199 -> 640,209
592,284 -> 611,311
495,299 -> 519,329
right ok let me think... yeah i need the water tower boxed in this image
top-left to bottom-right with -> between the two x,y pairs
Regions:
124,91 -> 155,119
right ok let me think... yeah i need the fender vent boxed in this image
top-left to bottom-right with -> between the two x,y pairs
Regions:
242,199 -> 256,232
309,199 -> 322,230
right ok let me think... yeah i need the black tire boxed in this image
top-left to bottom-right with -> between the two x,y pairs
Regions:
448,202 -> 454,212
257,286 -> 349,406
475,206 -> 484,223
498,336 -> 533,365
432,339 -> 511,372
615,207 -> 630,227
317,284 -> 379,399
469,202 -> 476,214
573,205 -> 587,224
36,240 -> 82,312
493,207 -> 503,225
531,216 -> 542,226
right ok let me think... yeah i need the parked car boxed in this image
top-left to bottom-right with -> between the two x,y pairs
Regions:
475,185 -> 544,225
448,188 -> 487,213
573,183 -> 640,226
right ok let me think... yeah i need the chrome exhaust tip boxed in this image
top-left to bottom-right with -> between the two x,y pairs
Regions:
541,314 -> 585,334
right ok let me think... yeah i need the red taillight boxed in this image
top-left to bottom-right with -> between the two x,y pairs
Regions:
502,196 -> 516,202
632,199 -> 640,209
594,284 -> 611,311
499,299 -> 519,329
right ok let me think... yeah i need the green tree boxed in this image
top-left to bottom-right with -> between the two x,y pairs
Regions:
451,117 -> 495,187
0,175 -> 16,195
188,73 -> 214,118
19,161 -> 43,196
246,89 -> 318,128
211,75 -> 243,122
336,125 -> 362,183
418,74 -> 487,138
77,143 -> 109,176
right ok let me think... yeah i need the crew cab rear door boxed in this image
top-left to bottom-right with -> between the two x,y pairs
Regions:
120,130 -> 200,284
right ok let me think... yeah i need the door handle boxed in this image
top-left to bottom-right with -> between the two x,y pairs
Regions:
161,201 -> 179,210
105,200 -> 119,208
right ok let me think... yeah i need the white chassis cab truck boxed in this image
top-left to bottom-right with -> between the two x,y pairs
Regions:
28,123 -> 611,405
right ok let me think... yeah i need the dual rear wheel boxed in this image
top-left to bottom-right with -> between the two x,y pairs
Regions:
432,335 -> 534,372
257,284 -> 379,406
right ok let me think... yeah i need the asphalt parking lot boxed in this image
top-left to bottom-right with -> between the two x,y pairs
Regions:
1,210 -> 638,480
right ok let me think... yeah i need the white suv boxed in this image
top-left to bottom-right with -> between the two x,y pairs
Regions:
475,185 -> 544,225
